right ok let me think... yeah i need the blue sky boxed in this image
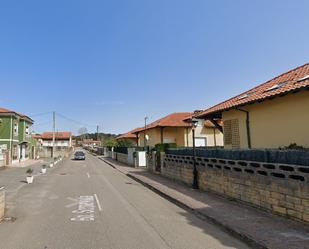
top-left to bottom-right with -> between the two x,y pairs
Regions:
1,0 -> 309,135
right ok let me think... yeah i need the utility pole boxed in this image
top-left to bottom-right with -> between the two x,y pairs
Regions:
96,125 -> 99,141
52,111 -> 55,159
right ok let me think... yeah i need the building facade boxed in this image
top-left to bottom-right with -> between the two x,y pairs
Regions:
196,63 -> 309,149
40,131 -> 72,157
0,108 -> 34,165
133,112 -> 223,147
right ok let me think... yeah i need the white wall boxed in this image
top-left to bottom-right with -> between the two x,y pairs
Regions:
42,140 -> 70,147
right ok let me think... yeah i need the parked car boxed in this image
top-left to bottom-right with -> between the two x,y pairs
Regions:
74,151 -> 86,160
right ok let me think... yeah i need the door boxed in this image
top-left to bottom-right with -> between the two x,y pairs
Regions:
21,145 -> 26,160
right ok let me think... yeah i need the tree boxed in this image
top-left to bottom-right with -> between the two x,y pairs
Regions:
117,139 -> 134,148
102,137 -> 117,147
78,127 -> 88,140
78,127 -> 88,135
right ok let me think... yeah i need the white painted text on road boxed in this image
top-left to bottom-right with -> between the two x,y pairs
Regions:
69,196 -> 95,221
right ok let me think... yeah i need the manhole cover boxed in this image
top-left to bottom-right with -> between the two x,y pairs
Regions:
59,173 -> 67,175
125,182 -> 133,185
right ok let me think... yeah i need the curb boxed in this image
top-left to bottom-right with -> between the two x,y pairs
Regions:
100,158 -> 267,249
98,157 -> 116,169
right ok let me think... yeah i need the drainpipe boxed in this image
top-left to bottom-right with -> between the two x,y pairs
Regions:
10,115 -> 13,163
236,108 -> 251,149
213,128 -> 217,147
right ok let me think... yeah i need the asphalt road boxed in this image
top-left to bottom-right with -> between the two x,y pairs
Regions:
0,152 -> 251,249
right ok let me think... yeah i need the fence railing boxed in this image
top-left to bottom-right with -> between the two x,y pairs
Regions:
166,148 -> 309,166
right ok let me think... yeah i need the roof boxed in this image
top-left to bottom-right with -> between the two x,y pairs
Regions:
116,128 -> 141,140
195,63 -> 309,119
32,134 -> 42,139
0,107 -> 33,123
41,131 -> 72,140
204,120 -> 222,128
132,112 -> 193,134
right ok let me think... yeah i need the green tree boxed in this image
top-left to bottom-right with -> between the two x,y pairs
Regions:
117,139 -> 134,148
102,137 -> 117,147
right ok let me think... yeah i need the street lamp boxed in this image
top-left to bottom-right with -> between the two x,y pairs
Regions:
191,118 -> 199,189
144,116 -> 148,149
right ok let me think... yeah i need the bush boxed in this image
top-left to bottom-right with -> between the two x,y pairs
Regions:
154,143 -> 177,152
279,143 -> 308,150
116,139 -> 134,148
26,168 -> 33,175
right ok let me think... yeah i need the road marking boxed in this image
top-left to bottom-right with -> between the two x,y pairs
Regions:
69,196 -> 95,221
65,197 -> 80,208
94,193 -> 102,211
87,172 -> 90,178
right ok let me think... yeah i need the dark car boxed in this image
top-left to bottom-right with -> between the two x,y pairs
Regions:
74,151 -> 86,160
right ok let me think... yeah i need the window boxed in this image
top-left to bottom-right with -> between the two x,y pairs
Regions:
223,119 -> 240,148
14,123 -> 18,136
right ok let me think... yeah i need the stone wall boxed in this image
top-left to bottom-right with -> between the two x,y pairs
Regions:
115,152 -> 128,165
163,154 -> 309,223
147,152 -> 165,173
0,187 -> 5,220
39,147 -> 73,158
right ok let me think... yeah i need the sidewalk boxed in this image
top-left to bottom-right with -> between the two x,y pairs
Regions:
10,159 -> 45,168
0,157 -> 62,218
100,157 -> 309,249
0,158 -> 53,193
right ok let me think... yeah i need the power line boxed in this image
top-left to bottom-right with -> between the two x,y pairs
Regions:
56,112 -> 97,128
32,121 -> 53,126
28,111 -> 53,117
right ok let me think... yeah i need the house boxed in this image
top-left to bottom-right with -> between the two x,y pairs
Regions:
132,112 -> 223,147
31,134 -> 43,159
0,108 -> 34,165
116,128 -> 140,146
41,131 -> 72,148
41,131 -> 72,157
195,63 -> 309,149
80,139 -> 101,148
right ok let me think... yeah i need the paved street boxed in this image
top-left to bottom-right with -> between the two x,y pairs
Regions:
0,152 -> 250,249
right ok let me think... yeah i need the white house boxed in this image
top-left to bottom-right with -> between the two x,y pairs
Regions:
41,132 -> 72,148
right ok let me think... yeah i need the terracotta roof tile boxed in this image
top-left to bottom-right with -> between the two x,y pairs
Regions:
195,63 -> 309,118
41,131 -> 72,140
0,107 -> 33,122
132,112 -> 193,134
117,128 -> 141,139
32,134 -> 42,139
